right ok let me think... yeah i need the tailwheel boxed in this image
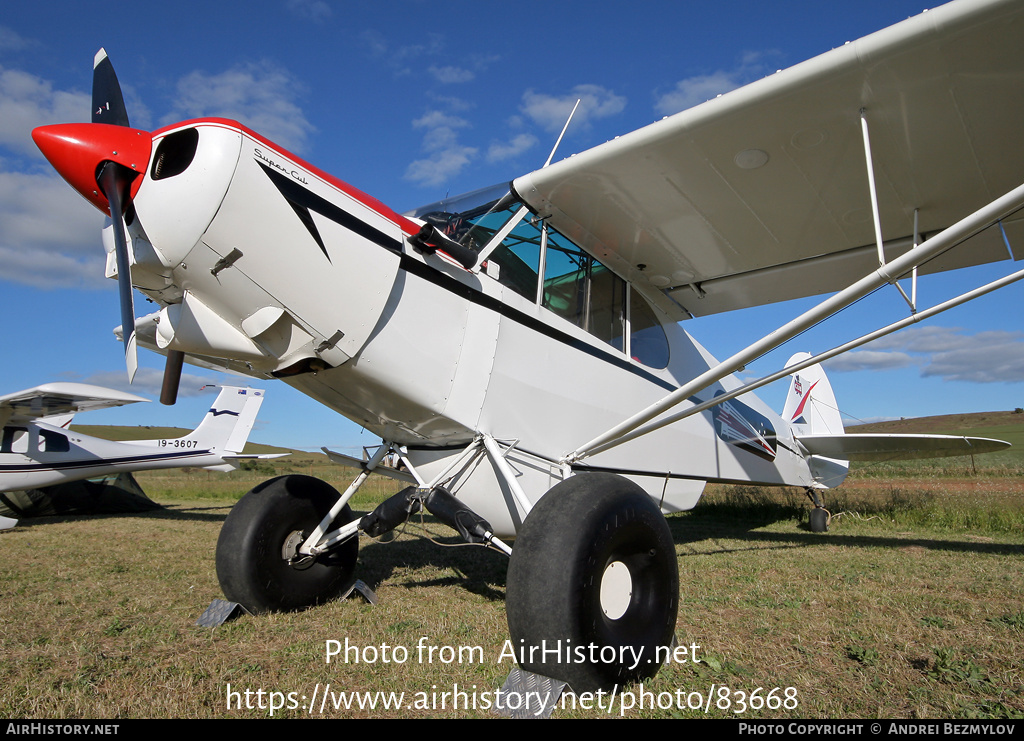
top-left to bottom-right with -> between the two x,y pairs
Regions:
505,473 -> 678,693
805,488 -> 830,533
216,475 -> 358,613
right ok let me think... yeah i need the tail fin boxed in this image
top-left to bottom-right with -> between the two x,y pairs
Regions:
783,353 -> 848,488
183,386 -> 265,454
782,353 -> 844,436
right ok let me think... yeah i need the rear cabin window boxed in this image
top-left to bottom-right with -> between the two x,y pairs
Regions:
38,429 -> 70,453
629,290 -> 670,369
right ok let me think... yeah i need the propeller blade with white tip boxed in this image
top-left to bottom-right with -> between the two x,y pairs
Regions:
92,48 -> 130,127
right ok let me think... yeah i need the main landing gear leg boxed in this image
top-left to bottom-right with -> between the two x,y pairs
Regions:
213,442 -> 511,618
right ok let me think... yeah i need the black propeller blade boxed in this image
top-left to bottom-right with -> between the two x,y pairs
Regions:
92,48 -> 130,127
90,49 -> 184,404
93,48 -> 138,384
97,160 -> 140,384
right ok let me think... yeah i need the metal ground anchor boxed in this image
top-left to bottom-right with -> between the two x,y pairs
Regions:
497,667 -> 567,719
196,579 -> 377,627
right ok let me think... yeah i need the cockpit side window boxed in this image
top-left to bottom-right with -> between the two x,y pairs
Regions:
1,427 -> 29,454
542,239 -> 624,348
411,186 -> 667,368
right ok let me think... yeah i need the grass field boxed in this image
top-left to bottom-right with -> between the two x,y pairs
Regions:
1,415 -> 1022,718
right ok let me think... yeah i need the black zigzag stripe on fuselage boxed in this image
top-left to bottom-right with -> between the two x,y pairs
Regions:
257,162 -> 403,262
256,168 -> 687,395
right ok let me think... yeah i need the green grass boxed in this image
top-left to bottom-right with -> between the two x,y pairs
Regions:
1,415 -> 1023,718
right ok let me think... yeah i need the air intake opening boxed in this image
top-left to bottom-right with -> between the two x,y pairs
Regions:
151,128 -> 199,180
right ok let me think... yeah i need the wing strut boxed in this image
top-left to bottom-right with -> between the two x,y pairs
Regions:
468,100 -> 581,274
564,180 -> 1024,464
861,108 -> 917,313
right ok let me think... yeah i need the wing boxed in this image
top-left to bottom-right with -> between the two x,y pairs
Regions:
0,382 -> 149,425
797,433 -> 1010,462
514,0 -> 1024,320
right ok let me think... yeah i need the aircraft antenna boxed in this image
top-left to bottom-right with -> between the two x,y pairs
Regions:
542,99 -> 580,168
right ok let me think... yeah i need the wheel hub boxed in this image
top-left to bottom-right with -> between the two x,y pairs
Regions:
282,530 -> 315,570
599,560 -> 633,620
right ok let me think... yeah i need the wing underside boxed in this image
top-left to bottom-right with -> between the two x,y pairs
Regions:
514,0 -> 1024,320
0,383 -> 150,425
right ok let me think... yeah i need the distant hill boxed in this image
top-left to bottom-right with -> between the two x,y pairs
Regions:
848,410 -> 1024,434
847,411 -> 1024,466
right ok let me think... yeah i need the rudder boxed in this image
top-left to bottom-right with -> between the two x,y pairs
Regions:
183,386 -> 265,453
782,353 -> 844,436
783,353 -> 848,489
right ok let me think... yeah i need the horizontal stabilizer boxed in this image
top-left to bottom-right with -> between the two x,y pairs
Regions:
322,447 -> 418,485
202,453 -> 290,472
796,433 -> 1010,462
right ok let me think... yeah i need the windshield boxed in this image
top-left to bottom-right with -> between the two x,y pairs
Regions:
408,183 -> 519,251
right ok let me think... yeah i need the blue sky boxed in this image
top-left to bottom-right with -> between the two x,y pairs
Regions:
1,0 -> 1021,453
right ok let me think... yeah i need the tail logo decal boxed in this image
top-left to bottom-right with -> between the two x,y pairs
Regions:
789,378 -> 819,425
209,408 -> 240,417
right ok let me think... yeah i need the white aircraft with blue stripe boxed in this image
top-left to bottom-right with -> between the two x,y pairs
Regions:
0,384 -> 273,529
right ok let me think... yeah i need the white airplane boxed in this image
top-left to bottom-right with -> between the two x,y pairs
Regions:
0,384 -> 272,529
30,0 -> 1023,694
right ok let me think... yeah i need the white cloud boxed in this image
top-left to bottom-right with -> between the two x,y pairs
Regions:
919,331 -> 1024,384
0,64 -> 128,289
521,84 -> 626,133
405,109 -> 478,187
0,26 -> 35,52
654,71 -> 747,116
360,30 -> 446,77
654,51 -> 779,116
360,29 -> 389,57
826,326 -> 1024,384
413,111 -> 470,131
825,350 -> 916,373
76,367 -> 219,399
487,133 -> 537,163
405,146 -> 477,188
287,0 -> 332,22
0,170 -> 107,288
428,65 -> 474,84
164,62 -> 316,154
0,66 -> 89,157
